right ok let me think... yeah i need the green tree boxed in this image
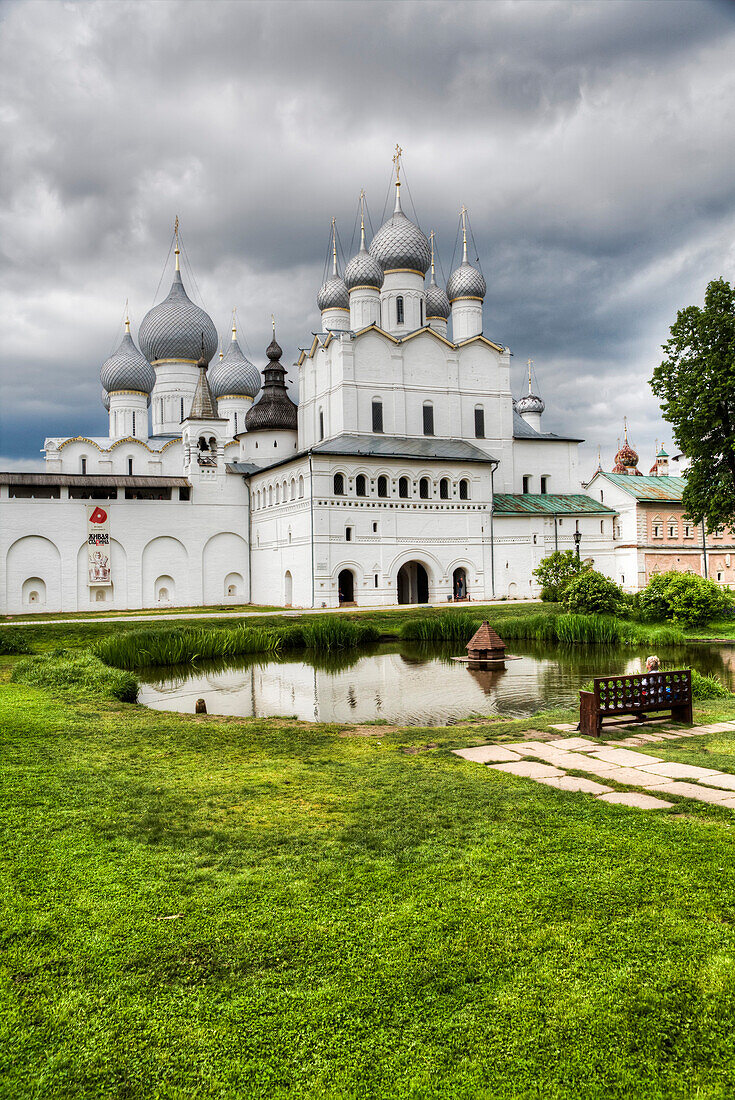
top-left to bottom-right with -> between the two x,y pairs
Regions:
563,570 -> 624,616
650,277 -> 735,530
532,550 -> 586,602
638,570 -> 733,627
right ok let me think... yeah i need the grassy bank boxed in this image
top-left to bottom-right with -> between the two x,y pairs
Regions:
4,663 -> 735,1098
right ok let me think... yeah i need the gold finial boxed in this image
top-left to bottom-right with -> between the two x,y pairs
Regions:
219,339 -> 223,362
359,189 -> 366,249
331,217 -> 338,275
461,205 -> 468,264
527,357 -> 534,393
624,416 -> 629,443
393,143 -> 402,185
271,313 -> 276,335
430,230 -> 436,277
231,307 -> 237,339
597,445 -> 602,469
174,214 -> 180,272
124,298 -> 130,334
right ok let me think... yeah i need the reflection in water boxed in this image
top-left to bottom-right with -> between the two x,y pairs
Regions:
137,640 -> 735,727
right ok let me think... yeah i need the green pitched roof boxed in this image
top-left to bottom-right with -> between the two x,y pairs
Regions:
599,474 -> 686,501
493,493 -> 616,516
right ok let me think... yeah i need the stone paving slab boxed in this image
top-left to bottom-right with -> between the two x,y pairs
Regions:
698,774 -> 735,791
591,748 -> 663,766
637,762 -> 720,779
453,746 -> 523,764
488,761 -> 566,779
547,737 -> 600,750
549,723 -> 578,732
536,776 -> 613,795
597,792 -> 674,810
564,762 -> 673,787
654,781 -> 735,804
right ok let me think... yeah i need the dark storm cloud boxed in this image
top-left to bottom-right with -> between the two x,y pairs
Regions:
1,0 -> 734,474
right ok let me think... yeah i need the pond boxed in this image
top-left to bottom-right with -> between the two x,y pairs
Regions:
137,639 -> 735,726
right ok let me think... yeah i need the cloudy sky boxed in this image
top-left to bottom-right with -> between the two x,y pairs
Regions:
1,0 -> 734,475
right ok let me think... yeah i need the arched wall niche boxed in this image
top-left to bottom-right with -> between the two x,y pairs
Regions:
142,536 -> 189,608
202,533 -> 248,605
6,536 -> 62,613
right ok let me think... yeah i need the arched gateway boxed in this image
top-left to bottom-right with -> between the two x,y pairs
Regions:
397,561 -> 429,604
338,569 -> 355,604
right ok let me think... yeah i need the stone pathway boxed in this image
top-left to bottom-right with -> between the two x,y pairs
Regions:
453,721 -> 735,811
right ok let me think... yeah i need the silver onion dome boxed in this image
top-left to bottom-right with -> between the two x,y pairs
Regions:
139,268 -> 218,364
317,273 -> 349,311
345,228 -> 383,291
369,184 -> 431,275
209,332 -> 261,400
100,327 -> 155,395
101,389 -> 110,411
446,260 -> 487,302
425,274 -> 450,319
516,392 -> 545,415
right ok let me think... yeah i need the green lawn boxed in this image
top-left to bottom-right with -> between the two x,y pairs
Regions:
4,665 -> 735,1098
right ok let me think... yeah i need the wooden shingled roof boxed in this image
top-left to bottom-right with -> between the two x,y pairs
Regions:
466,621 -> 506,653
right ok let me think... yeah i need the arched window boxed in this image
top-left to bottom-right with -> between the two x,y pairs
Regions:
419,477 -> 430,499
298,475 -> 304,498
268,485 -> 273,506
127,457 -> 133,476
474,407 -> 485,439
399,476 -> 409,499
423,404 -> 434,436
275,484 -> 280,504
420,299 -> 424,326
377,475 -> 388,498
396,296 -> 404,324
290,478 -> 296,500
333,472 -> 345,495
180,397 -> 185,423
80,456 -> 87,474
459,479 -> 470,500
372,399 -> 384,433
356,474 -> 367,497
439,477 -> 449,500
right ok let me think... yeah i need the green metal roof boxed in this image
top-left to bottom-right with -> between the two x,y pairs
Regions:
599,474 -> 685,501
493,493 -> 617,516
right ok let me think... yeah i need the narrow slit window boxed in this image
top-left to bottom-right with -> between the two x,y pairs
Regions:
372,400 -> 383,433
333,473 -> 345,495
396,296 -> 404,324
423,405 -> 434,436
474,408 -> 485,439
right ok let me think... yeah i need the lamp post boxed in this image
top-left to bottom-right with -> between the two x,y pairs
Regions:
573,525 -> 582,560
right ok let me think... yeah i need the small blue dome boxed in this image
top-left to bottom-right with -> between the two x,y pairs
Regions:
100,330 -> 155,394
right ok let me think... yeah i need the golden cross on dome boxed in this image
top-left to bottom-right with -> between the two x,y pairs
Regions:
271,313 -> 276,335
231,307 -> 237,338
393,144 -> 403,183
124,298 -> 130,334
430,229 -> 435,275
624,415 -> 629,442
527,358 -> 534,392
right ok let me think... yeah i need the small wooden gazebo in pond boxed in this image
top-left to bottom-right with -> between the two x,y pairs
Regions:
466,621 -> 507,667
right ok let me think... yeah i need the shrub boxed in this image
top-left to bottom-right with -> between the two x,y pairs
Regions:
11,651 -> 138,702
564,571 -> 624,616
689,668 -> 733,699
639,571 -> 734,627
0,629 -> 31,655
532,550 -> 588,602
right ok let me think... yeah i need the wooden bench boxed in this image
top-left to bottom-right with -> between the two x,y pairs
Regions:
579,670 -> 693,738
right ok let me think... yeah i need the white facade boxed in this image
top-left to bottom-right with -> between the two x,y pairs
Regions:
1,175 -> 621,614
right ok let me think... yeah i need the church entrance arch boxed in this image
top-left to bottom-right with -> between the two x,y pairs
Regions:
453,567 -> 468,600
338,569 -> 355,605
397,561 -> 429,605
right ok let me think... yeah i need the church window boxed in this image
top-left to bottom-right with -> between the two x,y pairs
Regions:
127,458 -> 133,476
399,477 -> 409,499
684,523 -> 692,537
396,296 -> 404,324
268,486 -> 273,506
299,475 -> 304,498
345,526 -> 353,542
423,404 -> 434,437
439,478 -> 449,500
179,487 -> 190,501
600,490 -> 604,502
668,519 -> 678,538
80,456 -> 87,474
132,411 -> 136,437
372,522 -> 378,533
533,534 -> 537,545
459,479 -> 470,501
420,299 -> 424,326
474,408 -> 485,439
319,409 -> 324,440
540,476 -> 548,495
290,479 -> 296,500
374,574 -> 379,587
377,475 -> 388,498
275,484 -> 280,504
372,400 -> 384,433
334,472 -> 345,495
180,398 -> 185,422
356,474 -> 367,497
600,521 -> 604,534
652,518 -> 662,537
522,475 -> 531,494
419,477 -> 430,499
234,413 -> 238,434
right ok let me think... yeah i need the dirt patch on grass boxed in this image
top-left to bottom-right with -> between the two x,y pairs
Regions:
338,725 -> 399,737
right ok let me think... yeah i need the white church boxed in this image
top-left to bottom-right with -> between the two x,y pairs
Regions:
0,158 -> 617,614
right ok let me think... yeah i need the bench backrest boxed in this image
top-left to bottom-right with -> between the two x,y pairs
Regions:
593,670 -> 691,714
